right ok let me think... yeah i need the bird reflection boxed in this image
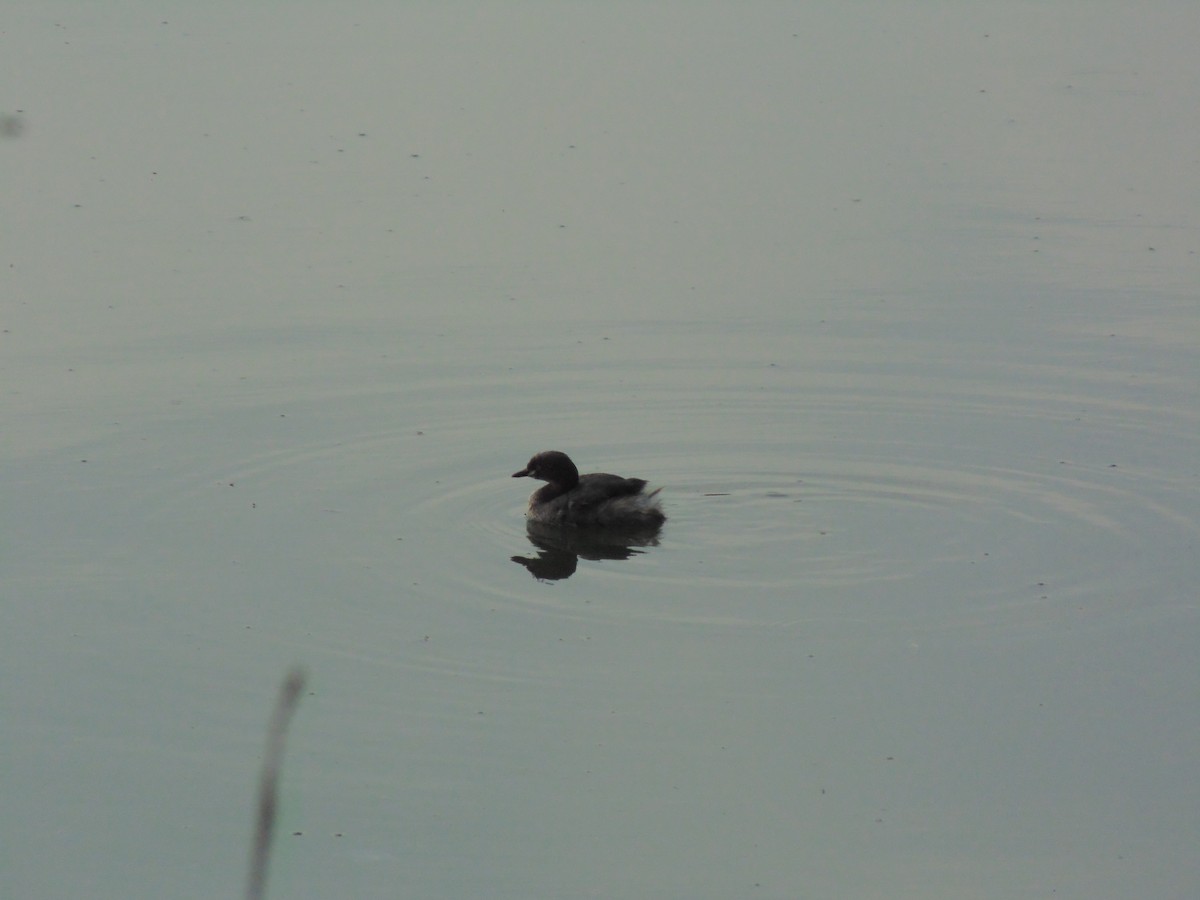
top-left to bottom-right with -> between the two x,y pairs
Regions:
511,520 -> 662,581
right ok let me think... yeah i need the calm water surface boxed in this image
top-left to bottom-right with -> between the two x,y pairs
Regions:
4,4 -> 1198,899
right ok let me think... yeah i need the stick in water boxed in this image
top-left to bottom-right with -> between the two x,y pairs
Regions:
246,667 -> 307,900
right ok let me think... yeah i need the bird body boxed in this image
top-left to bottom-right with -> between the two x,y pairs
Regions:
512,451 -> 666,528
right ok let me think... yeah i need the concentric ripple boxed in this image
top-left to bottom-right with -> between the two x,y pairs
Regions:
57,315 -> 1196,654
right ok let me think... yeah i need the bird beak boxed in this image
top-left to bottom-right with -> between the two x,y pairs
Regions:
512,467 -> 532,478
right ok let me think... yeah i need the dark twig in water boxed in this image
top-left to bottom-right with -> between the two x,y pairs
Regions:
246,667 -> 307,900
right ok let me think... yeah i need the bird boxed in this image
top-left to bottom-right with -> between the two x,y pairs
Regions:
512,450 -> 666,528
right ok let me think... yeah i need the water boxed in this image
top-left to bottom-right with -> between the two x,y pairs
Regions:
4,4 -> 1198,898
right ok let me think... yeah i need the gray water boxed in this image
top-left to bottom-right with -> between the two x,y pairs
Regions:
5,4 -> 1198,898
